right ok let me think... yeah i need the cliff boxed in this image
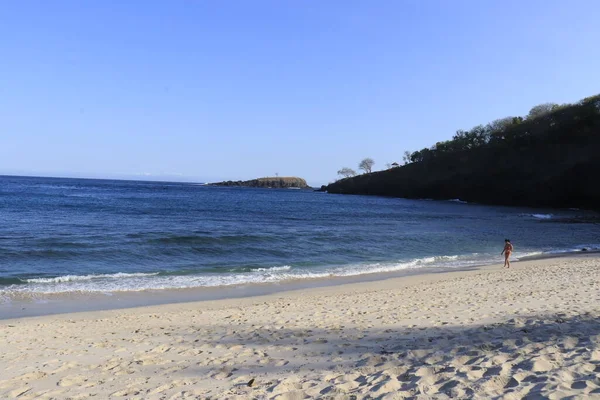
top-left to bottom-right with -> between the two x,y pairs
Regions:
211,177 -> 311,189
326,94 -> 600,209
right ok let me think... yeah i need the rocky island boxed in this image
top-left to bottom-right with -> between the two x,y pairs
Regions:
210,177 -> 311,189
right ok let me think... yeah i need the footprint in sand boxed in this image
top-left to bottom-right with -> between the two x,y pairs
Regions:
273,390 -> 308,400
481,375 -> 517,393
211,367 -> 234,380
483,366 -> 503,377
148,383 -> 174,395
110,389 -> 135,397
12,371 -> 48,382
57,374 -> 87,387
150,344 -> 172,353
465,366 -> 485,380
370,377 -> 402,396
8,387 -> 32,398
48,361 -> 79,374
531,356 -> 555,372
437,379 -> 460,393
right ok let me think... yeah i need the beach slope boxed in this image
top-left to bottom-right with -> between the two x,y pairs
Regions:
2,256 -> 600,399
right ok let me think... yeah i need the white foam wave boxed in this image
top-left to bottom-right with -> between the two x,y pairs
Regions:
253,265 -> 292,272
331,255 -> 468,276
1,254 -> 487,297
544,243 -> 600,254
517,244 -> 600,259
578,244 -> 600,251
515,251 -> 543,260
24,272 -> 159,284
449,199 -> 468,204
531,214 -> 553,219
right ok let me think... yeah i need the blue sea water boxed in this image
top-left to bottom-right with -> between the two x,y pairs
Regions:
0,175 -> 599,299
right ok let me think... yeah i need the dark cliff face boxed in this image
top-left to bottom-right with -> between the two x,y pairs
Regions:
211,177 -> 311,189
326,96 -> 600,209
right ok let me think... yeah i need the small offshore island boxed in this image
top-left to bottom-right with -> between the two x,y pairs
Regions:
210,176 -> 311,189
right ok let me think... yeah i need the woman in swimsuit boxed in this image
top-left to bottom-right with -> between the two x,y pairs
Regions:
501,239 -> 513,268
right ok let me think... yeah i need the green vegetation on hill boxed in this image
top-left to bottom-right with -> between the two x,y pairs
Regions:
212,177 -> 310,189
326,94 -> 600,209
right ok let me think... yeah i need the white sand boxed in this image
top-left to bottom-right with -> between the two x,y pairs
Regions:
2,256 -> 600,399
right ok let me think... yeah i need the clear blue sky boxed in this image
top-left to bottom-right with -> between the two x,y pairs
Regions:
2,1 -> 599,186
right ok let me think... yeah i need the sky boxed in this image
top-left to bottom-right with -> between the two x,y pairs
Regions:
1,1 -> 599,186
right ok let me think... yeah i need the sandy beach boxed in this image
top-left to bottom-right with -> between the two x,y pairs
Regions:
2,255 -> 600,399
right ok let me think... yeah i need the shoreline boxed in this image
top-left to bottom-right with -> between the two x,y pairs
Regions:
1,255 -> 599,398
1,251 -> 597,321
2,251 -> 597,320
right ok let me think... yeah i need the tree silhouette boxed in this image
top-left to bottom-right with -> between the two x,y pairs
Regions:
358,158 -> 375,174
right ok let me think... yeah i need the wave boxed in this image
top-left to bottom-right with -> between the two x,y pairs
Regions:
516,243 -> 600,260
523,213 -> 600,223
543,243 -> 600,254
8,249 -> 82,259
0,277 -> 25,285
531,214 -> 553,219
448,199 -> 468,204
515,251 -> 543,259
0,254 -> 484,296
23,272 -> 160,284
253,265 -> 292,272
147,234 -> 270,245
1,245 -> 596,298
34,184 -> 87,190
327,255 -> 468,277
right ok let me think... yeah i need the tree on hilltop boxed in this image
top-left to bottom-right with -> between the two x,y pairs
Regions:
358,158 -> 375,174
337,167 -> 356,179
527,103 -> 559,120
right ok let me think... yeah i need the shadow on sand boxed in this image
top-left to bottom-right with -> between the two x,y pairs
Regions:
180,312 -> 600,399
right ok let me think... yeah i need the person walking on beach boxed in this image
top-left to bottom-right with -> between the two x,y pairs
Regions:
501,239 -> 513,268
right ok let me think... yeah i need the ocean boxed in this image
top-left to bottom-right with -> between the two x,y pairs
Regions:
1,175 -> 599,304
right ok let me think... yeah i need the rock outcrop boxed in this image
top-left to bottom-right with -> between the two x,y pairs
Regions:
211,177 -> 311,189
